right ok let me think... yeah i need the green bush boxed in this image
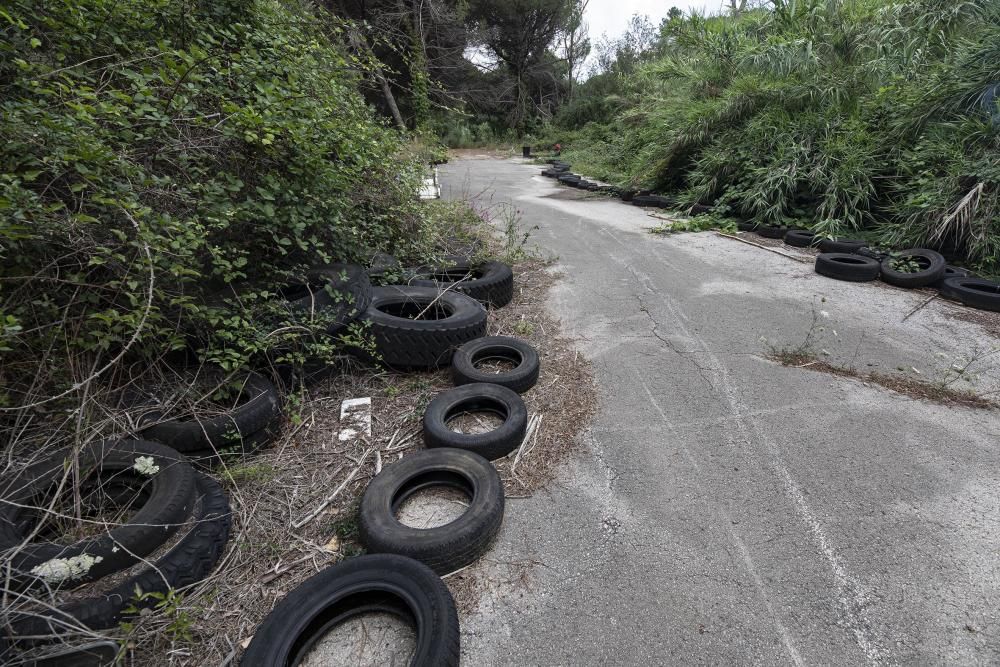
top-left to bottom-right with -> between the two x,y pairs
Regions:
556,0 -> 1000,270
0,0 -> 433,404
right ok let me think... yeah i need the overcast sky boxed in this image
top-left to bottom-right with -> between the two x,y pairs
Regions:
586,0 -> 726,43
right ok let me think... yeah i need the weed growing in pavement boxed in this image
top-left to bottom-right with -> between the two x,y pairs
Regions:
763,298 -> 836,365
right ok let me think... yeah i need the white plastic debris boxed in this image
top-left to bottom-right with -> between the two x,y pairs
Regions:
339,397 -> 372,442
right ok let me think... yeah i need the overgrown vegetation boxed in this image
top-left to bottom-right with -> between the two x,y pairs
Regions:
549,0 -> 1000,273
0,0 -> 449,416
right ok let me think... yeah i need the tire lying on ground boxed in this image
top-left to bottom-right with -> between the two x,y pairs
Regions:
0,440 -> 196,591
557,174 -> 580,185
736,221 -> 759,232
140,371 -> 282,458
938,278 -> 1000,311
281,263 -> 372,335
784,229 -> 816,247
241,554 -> 459,667
451,336 -> 540,394
815,253 -> 881,282
360,286 -> 487,368
422,383 -> 527,460
757,226 -> 789,239
689,203 -> 712,216
5,473 -> 231,645
410,257 -> 514,309
879,249 -> 946,288
359,449 -> 504,575
818,238 -> 866,254
932,265 -> 974,288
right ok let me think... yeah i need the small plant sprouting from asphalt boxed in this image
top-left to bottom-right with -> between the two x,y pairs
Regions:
762,298 -> 835,366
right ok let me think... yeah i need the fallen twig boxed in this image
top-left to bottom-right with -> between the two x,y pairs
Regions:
292,448 -> 373,529
715,232 -> 812,264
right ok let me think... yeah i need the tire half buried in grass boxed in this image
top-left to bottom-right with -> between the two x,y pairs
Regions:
359,449 -> 504,576
360,286 -> 487,369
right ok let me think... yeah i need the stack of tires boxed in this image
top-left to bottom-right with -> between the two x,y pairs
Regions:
243,334 -> 541,665
0,440 -> 232,656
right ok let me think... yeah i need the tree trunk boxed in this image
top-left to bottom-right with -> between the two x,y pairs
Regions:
378,72 -> 407,131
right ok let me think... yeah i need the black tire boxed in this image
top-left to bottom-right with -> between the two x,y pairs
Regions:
689,203 -> 712,216
818,238 -> 866,253
879,249 -> 946,288
853,246 -> 888,261
784,229 -> 816,247
410,258 -> 514,309
451,336 -> 540,394
0,440 -> 196,591
939,278 -> 1000,311
632,195 -> 657,208
737,221 -> 759,232
557,174 -> 580,185
282,264 -> 372,335
620,190 -> 636,202
182,421 -> 280,468
422,383 -> 527,460
359,449 -> 504,575
367,252 -> 402,282
6,473 -> 231,642
757,226 -> 789,239
140,372 -> 282,455
933,265 -> 975,288
240,554 -> 459,667
815,253 -> 880,282
361,286 -> 487,369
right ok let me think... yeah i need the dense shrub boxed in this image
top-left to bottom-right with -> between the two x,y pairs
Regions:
0,0 -> 431,406
552,0 -> 1000,272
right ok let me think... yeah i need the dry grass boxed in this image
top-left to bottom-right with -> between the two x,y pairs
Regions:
98,256 -> 596,664
770,353 -> 997,410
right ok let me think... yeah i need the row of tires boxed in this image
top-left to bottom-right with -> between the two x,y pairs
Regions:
537,165 -> 1000,313
245,337 -> 543,664
0,255 -> 522,662
744,226 -> 1000,312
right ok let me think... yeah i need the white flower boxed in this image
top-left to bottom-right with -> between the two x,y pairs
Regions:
133,456 -> 159,476
819,310 -> 830,319
30,554 -> 104,583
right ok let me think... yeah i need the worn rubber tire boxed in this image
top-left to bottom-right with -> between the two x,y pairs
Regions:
0,440 -> 196,591
879,249 -> 946,288
815,253 -> 881,282
361,286 -> 487,369
818,238 -> 866,253
737,221 -> 759,232
932,265 -> 975,289
689,203 -> 712,216
359,449 -> 504,575
181,422 -> 279,468
140,372 -> 282,455
422,383 -> 527,461
557,174 -> 580,185
757,226 -> 789,239
451,336 -> 540,394
938,278 -> 1000,311
290,263 -> 372,334
240,554 -> 459,667
410,258 -> 514,309
784,229 -> 816,247
632,195 -> 657,207
6,473 -> 230,644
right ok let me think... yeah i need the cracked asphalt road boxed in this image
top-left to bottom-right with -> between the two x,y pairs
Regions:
441,157 -> 1000,666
